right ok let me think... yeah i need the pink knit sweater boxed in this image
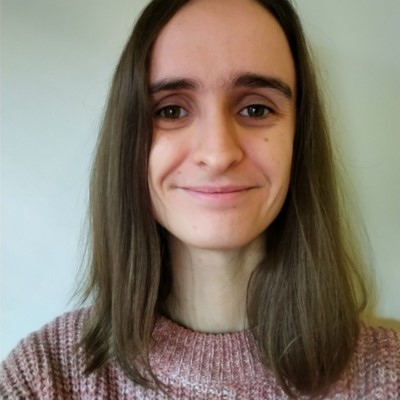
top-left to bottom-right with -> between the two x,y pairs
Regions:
1,308 -> 399,399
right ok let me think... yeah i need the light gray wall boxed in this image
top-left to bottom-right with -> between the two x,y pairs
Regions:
2,0 -> 399,360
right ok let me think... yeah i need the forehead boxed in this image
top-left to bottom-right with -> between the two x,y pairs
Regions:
150,0 -> 295,93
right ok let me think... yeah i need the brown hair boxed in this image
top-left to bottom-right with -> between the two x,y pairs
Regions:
79,0 -> 367,397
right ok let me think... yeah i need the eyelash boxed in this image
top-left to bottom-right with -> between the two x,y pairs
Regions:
155,105 -> 188,120
154,104 -> 274,120
239,104 -> 273,119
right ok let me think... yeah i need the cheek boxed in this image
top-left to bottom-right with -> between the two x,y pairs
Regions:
147,164 -> 161,222
148,136 -> 176,186
148,139 -> 166,218
250,137 -> 293,182
148,135 -> 186,216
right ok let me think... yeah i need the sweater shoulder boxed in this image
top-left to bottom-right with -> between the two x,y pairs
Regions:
344,324 -> 400,397
0,308 -> 91,399
356,324 -> 400,366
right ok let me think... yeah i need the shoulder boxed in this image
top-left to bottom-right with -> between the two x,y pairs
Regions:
342,324 -> 400,398
23,307 -> 91,349
0,308 -> 92,399
358,323 -> 400,349
356,324 -> 400,370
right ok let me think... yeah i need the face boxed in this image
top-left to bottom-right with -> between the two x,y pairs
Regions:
148,0 -> 296,251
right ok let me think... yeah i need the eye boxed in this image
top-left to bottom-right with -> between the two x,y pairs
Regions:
155,105 -> 188,119
239,104 -> 272,119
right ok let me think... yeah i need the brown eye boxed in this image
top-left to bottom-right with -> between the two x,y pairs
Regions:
156,106 -> 188,119
240,104 -> 271,119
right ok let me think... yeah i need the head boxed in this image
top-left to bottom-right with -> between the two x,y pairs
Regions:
82,0 -> 366,396
94,0 -> 328,255
148,0 -> 296,251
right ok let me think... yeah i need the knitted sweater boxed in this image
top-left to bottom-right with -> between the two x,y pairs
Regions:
0,309 -> 399,399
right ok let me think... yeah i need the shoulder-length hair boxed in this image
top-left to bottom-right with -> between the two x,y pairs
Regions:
79,0 -> 367,397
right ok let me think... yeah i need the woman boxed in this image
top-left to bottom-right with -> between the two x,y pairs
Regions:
1,0 -> 399,398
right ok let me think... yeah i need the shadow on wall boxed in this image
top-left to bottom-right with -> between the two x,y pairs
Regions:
363,312 -> 400,331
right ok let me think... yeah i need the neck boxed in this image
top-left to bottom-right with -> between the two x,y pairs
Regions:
164,236 -> 265,333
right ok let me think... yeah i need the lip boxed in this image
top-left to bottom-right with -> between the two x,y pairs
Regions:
183,185 -> 253,193
179,185 -> 256,203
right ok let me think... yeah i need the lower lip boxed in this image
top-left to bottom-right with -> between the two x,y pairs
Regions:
181,188 -> 252,203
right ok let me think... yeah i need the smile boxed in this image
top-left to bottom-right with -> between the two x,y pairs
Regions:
179,185 -> 256,203
182,185 -> 253,193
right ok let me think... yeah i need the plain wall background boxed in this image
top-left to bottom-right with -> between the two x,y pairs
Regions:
1,0 -> 399,360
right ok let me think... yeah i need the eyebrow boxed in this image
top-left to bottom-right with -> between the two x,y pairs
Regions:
150,72 -> 293,99
231,73 -> 293,99
150,78 -> 198,94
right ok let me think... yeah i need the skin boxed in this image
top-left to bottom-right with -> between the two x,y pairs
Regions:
148,0 -> 296,333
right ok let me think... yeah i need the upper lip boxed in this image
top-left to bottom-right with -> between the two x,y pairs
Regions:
180,185 -> 254,193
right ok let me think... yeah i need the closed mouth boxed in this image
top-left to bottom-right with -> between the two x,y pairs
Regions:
181,185 -> 254,194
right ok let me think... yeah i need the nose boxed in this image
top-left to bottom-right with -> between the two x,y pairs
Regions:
192,109 -> 244,172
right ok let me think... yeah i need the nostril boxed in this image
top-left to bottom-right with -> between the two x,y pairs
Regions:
193,143 -> 244,172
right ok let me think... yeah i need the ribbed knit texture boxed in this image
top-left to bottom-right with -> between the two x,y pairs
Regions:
1,308 -> 399,399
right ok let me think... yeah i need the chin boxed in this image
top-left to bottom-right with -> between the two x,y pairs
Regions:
174,230 -> 267,252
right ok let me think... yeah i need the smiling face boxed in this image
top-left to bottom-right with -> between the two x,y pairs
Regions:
148,0 -> 296,251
